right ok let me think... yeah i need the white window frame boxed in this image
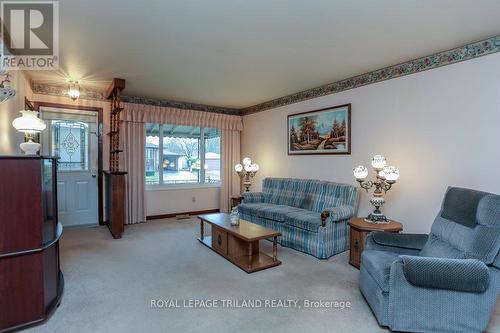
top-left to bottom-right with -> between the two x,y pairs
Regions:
145,124 -> 221,190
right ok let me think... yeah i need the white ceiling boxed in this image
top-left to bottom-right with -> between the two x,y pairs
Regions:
28,0 -> 500,108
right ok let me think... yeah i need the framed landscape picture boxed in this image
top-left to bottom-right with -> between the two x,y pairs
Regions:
288,103 -> 351,155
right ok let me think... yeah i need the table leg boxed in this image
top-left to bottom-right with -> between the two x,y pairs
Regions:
273,236 -> 277,262
248,242 -> 253,270
200,220 -> 204,240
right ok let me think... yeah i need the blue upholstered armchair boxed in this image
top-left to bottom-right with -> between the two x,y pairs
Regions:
360,187 -> 500,333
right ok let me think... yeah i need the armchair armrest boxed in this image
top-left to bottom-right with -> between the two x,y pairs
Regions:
365,232 -> 427,255
242,192 -> 265,203
397,255 -> 490,293
320,205 -> 356,227
371,232 -> 428,250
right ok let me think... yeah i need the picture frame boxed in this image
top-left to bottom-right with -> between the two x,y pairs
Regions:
287,103 -> 351,155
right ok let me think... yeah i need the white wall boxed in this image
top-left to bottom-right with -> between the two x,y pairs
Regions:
146,187 -> 220,216
242,53 -> 500,233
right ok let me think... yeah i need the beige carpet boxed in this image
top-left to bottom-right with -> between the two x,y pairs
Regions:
26,218 -> 499,333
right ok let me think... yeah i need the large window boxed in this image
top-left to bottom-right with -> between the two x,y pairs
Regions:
145,123 -> 221,187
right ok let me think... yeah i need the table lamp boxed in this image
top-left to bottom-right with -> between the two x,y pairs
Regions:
12,110 -> 46,155
234,157 -> 259,192
353,154 -> 400,223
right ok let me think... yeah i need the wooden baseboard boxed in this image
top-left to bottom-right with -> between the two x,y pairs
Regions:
146,209 -> 220,221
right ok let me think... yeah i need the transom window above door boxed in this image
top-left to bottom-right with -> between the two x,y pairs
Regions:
145,123 -> 221,188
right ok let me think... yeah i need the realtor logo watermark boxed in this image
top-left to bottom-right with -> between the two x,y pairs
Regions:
1,1 -> 59,70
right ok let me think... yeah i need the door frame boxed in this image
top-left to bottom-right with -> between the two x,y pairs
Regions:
34,101 -> 105,225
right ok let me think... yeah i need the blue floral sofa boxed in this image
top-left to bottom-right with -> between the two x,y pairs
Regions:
238,178 -> 359,259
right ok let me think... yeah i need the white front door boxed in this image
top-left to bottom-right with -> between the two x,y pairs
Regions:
40,107 -> 99,227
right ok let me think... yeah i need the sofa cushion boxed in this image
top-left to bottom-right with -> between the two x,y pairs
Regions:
279,179 -> 306,208
361,250 -> 399,292
420,192 -> 500,264
419,232 -> 467,259
257,204 -> 302,222
441,187 -> 488,228
284,210 -> 323,232
311,181 -> 358,213
261,177 -> 359,212
238,203 -> 274,216
269,194 -> 305,208
263,178 -> 292,205
299,180 -> 323,211
241,191 -> 266,203
263,179 -> 307,207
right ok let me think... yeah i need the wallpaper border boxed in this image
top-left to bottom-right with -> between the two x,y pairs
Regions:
241,35 -> 500,114
31,35 -> 500,116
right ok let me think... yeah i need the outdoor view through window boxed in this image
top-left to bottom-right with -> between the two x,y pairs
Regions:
145,123 -> 221,186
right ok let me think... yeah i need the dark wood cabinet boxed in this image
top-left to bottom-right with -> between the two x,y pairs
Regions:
0,156 -> 64,333
104,171 -> 126,239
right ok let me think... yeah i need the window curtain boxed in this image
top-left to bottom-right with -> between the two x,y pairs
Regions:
121,102 -> 243,220
121,103 -> 243,131
120,120 -> 146,225
220,130 -> 241,212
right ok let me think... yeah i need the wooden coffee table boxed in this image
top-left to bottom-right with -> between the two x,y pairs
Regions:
198,213 -> 282,273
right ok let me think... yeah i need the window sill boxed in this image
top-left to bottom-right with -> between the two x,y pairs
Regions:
146,183 -> 221,191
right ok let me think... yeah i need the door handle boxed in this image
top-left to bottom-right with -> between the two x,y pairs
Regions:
92,174 -> 97,178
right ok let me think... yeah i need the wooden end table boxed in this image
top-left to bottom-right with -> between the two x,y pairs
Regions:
231,195 -> 243,209
198,213 -> 281,273
348,217 -> 403,269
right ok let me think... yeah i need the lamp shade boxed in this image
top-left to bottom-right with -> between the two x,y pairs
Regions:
12,110 -> 46,133
250,163 -> 259,172
244,163 -> 252,172
234,164 -> 243,172
382,166 -> 400,182
242,157 -> 252,166
353,165 -> 368,180
371,155 -> 387,170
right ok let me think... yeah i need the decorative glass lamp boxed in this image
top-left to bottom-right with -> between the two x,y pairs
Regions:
235,157 -> 259,192
371,154 -> 387,170
68,81 -> 80,101
353,155 -> 400,223
12,110 -> 46,155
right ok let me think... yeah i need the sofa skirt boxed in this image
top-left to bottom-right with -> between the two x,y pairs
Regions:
240,212 -> 349,259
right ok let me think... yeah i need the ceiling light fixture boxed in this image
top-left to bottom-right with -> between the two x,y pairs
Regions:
68,80 -> 80,101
